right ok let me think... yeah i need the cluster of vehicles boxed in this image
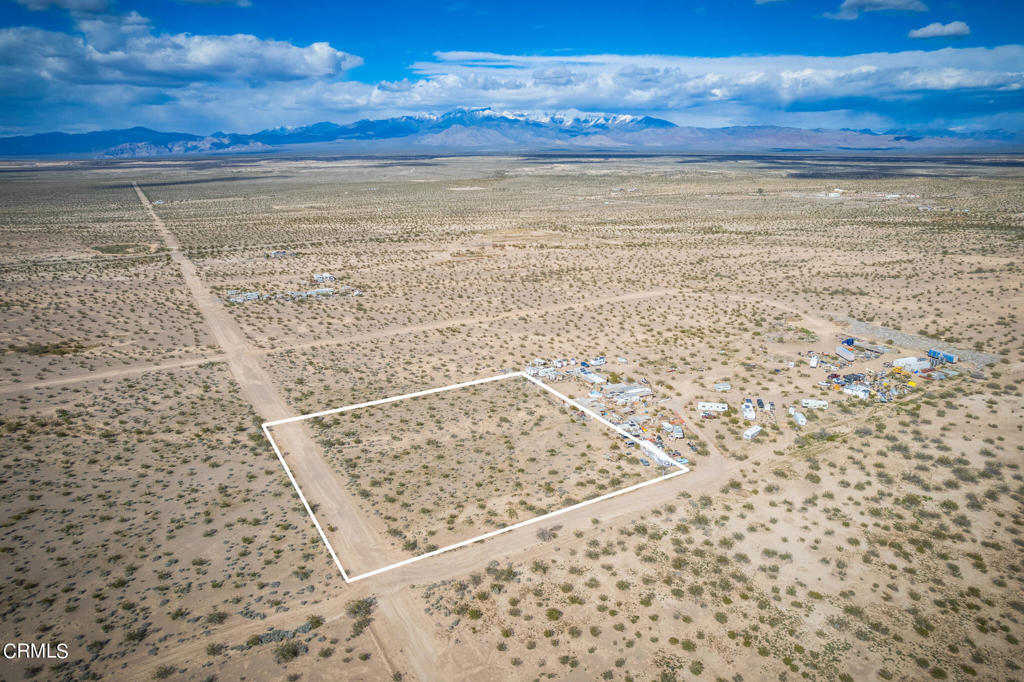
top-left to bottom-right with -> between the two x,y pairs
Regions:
817,372 -> 866,389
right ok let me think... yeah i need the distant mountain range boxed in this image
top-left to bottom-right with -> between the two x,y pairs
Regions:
1,108 -> 1021,157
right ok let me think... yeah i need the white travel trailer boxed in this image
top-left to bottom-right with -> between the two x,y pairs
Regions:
800,399 -> 829,409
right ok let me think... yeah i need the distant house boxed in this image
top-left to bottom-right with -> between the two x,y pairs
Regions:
313,273 -> 336,283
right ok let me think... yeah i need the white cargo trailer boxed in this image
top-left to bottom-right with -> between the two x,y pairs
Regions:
893,357 -> 930,372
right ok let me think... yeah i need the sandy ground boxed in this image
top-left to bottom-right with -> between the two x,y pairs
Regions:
0,155 -> 1019,681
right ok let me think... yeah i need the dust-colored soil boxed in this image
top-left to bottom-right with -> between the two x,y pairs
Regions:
0,155 -> 1020,682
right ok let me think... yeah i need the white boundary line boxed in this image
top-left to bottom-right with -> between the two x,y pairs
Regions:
262,371 -> 689,583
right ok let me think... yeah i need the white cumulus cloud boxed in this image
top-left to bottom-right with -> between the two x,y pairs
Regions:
909,21 -> 970,39
15,0 -> 109,11
826,0 -> 928,21
1,25 -> 1022,135
0,24 -> 362,89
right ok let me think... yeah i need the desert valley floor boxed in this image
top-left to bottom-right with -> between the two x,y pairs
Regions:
0,153 -> 1021,681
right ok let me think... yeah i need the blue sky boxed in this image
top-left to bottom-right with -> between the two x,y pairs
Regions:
0,0 -> 1021,135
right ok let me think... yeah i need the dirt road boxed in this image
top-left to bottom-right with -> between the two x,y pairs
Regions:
1,289 -> 677,400
132,181 -> 451,678
0,354 -> 224,398
265,287 -> 677,356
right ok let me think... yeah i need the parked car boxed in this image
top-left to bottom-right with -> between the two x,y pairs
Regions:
756,398 -> 765,409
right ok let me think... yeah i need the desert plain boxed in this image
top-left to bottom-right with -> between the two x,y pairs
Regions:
0,153 -> 1021,681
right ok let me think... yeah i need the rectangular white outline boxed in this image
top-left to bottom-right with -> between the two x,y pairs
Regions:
262,371 -> 689,583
